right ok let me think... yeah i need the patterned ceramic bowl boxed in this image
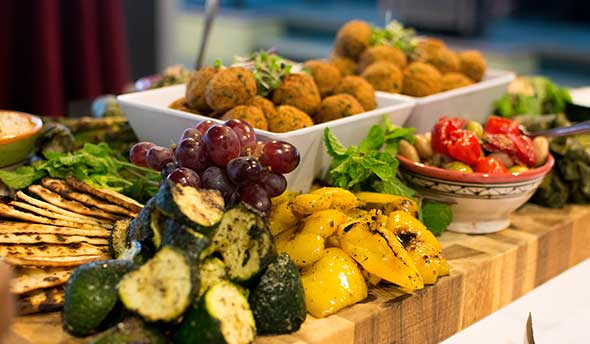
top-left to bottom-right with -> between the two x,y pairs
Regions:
398,155 -> 555,234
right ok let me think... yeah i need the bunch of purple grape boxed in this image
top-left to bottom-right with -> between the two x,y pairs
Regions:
129,120 -> 300,216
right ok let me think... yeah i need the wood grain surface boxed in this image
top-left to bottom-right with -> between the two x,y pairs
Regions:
8,204 -> 590,344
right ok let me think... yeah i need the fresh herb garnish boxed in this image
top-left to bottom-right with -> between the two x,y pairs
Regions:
370,20 -> 418,54
234,50 -> 296,97
420,200 -> 453,236
0,143 -> 160,203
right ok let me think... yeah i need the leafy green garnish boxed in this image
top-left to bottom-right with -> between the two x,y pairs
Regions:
0,143 -> 160,203
234,50 -> 296,97
420,200 -> 453,236
370,20 -> 418,54
323,117 -> 416,198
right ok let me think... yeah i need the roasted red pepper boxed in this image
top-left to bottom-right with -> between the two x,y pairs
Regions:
475,156 -> 509,174
446,129 -> 482,166
431,117 -> 467,155
483,133 -> 537,167
484,116 -> 521,135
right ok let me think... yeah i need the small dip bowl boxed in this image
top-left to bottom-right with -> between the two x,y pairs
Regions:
0,111 -> 43,168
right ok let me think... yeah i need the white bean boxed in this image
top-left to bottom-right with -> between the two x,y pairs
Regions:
533,136 -> 549,166
399,140 -> 420,162
489,152 -> 514,168
414,134 -> 433,159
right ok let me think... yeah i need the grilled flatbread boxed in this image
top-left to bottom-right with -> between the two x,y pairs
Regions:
0,203 -> 108,231
0,233 -> 108,245
11,267 -> 74,294
66,176 -> 143,214
4,254 -> 108,267
0,221 -> 109,238
17,285 -> 65,315
0,243 -> 109,259
15,191 -> 113,225
10,200 -> 112,229
41,178 -> 135,217
27,185 -> 120,221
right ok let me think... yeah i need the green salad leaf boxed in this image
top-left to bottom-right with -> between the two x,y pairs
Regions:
0,143 -> 160,203
370,20 -> 418,54
234,50 -> 296,97
420,200 -> 453,236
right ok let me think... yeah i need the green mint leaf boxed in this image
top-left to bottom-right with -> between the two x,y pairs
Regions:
373,177 -> 416,199
421,200 -> 453,236
324,128 -> 348,158
359,125 -> 385,154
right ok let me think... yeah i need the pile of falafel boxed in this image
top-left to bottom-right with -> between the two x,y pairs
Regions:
330,20 -> 487,97
169,61 -> 377,133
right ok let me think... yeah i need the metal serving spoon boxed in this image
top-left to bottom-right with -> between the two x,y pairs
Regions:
195,0 -> 220,70
520,121 -> 590,138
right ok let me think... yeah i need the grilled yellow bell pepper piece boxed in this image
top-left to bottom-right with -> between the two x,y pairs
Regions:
268,197 -> 298,236
275,228 -> 325,268
291,193 -> 333,216
337,217 -> 424,292
386,211 -> 449,284
301,247 -> 367,318
355,192 -> 419,217
310,187 -> 358,210
301,209 -> 347,238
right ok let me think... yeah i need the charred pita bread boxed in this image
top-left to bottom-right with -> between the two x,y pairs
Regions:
0,233 -> 108,245
16,285 -> 65,315
0,221 -> 109,238
41,178 -> 135,217
0,203 -> 109,231
10,267 -> 74,294
66,176 -> 143,214
27,185 -> 119,221
0,243 -> 109,259
9,200 -> 111,229
3,254 -> 109,267
15,191 -> 113,225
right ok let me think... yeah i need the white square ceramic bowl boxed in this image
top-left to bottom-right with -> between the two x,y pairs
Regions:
118,85 -> 416,192
403,68 -> 515,132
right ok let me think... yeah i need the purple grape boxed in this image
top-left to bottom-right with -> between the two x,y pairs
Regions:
226,157 -> 263,185
259,141 -> 300,174
203,125 -> 241,167
179,128 -> 202,143
239,184 -> 271,216
258,171 -> 287,197
201,166 -> 236,204
195,120 -> 216,136
129,142 -> 156,167
146,146 -> 175,171
225,119 -> 257,155
176,137 -> 209,173
167,167 -> 201,188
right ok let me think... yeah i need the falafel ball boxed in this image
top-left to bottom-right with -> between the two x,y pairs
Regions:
333,20 -> 372,60
249,96 -> 276,121
272,72 -> 321,115
315,94 -> 365,123
334,76 -> 376,111
185,67 -> 217,112
412,38 -> 446,62
361,61 -> 403,93
205,66 -> 257,113
304,60 -> 342,98
330,56 -> 358,77
268,105 -> 314,133
221,105 -> 268,130
358,45 -> 407,72
441,73 -> 474,91
402,62 -> 443,97
426,48 -> 460,74
459,50 -> 486,82
169,97 -> 200,115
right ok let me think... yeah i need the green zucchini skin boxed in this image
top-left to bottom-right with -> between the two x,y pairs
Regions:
118,246 -> 192,322
126,198 -> 158,259
212,205 -> 277,284
249,253 -> 307,334
155,181 -> 224,231
90,317 -> 167,344
63,260 -> 134,337
109,218 -> 132,258
175,281 -> 256,344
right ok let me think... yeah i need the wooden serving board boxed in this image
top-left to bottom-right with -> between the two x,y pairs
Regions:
8,204 -> 590,344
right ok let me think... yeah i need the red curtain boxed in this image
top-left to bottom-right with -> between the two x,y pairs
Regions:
0,0 -> 129,117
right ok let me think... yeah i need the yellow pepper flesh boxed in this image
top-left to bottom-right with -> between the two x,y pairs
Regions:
275,228 -> 325,268
301,209 -> 347,238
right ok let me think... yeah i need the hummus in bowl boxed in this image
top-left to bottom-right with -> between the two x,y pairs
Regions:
0,111 -> 43,168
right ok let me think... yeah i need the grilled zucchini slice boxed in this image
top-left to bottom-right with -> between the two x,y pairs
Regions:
126,198 -> 158,258
155,181 -> 224,231
175,281 -> 255,344
199,257 -> 227,297
249,253 -> 306,334
110,218 -> 132,258
64,260 -> 134,336
119,246 -> 192,322
161,219 -> 212,264
212,205 -> 276,283
91,317 -> 167,344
